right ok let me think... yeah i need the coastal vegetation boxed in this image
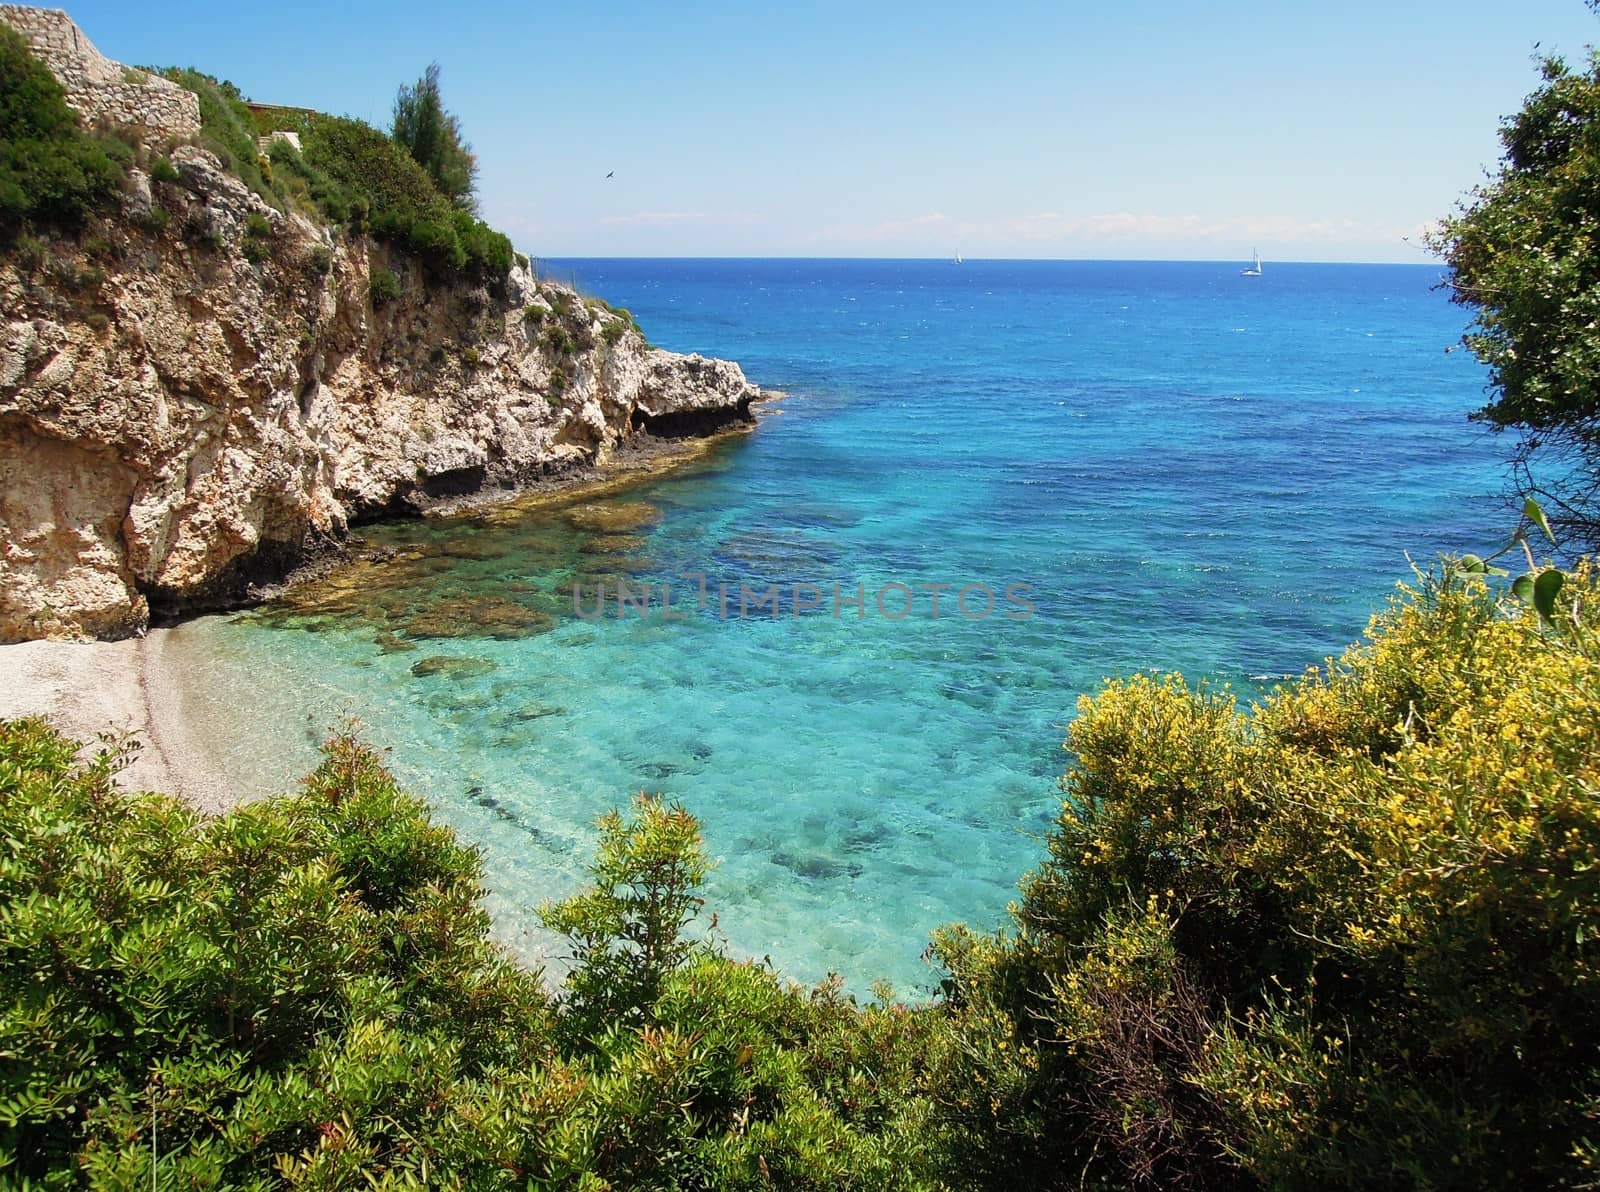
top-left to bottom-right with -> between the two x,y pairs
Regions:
3,7 -> 1599,1189
164,66 -> 513,279
0,24 -> 125,238
927,561 -> 1599,1188
0,25 -> 511,280
3,565 -> 1597,1187
0,722 -> 939,1187
391,63 -> 478,212
297,113 -> 511,277
1433,45 -> 1600,550
159,70 -> 279,207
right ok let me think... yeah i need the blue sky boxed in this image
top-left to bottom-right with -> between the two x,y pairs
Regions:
58,0 -> 1600,262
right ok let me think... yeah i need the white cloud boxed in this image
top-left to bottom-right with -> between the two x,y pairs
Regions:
834,212 -> 953,243
482,195 -> 1430,261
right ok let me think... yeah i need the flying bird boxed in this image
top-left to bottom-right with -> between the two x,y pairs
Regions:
605,171 -> 614,179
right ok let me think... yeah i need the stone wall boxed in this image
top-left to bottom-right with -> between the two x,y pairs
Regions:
0,6 -> 200,140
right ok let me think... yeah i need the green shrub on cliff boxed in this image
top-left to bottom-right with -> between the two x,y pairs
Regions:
159,68 -> 509,279
368,267 -> 401,307
928,565 -> 1600,1189
263,137 -> 351,224
0,721 -> 938,1187
3,27 -> 514,282
162,68 -> 277,203
148,155 -> 180,184
301,113 -> 511,277
0,25 -> 125,238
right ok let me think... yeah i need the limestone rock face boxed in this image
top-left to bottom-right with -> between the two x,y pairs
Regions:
0,153 -> 761,641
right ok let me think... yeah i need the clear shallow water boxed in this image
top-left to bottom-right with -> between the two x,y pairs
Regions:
161,259 -> 1504,993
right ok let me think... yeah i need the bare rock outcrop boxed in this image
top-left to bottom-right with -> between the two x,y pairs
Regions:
0,152 -> 761,641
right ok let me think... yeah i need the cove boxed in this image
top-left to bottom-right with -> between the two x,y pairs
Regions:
153,259 -> 1503,993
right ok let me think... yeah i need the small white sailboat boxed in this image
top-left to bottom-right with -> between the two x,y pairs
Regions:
1240,249 -> 1262,277
954,251 -> 964,265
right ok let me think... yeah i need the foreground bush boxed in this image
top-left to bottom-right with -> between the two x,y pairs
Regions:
929,565 -> 1600,1189
3,563 -> 1595,1187
0,724 -> 938,1187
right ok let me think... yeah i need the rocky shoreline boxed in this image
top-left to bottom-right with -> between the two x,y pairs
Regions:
0,186 -> 766,642
0,2 -> 776,796
211,404 -> 777,622
0,400 -> 779,809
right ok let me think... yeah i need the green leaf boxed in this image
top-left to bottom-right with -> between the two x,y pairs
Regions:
1459,554 -> 1487,573
1532,567 -> 1566,624
1524,498 -> 1556,542
1512,574 -> 1535,603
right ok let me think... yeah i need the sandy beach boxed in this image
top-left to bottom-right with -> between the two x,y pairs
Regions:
0,630 -> 247,813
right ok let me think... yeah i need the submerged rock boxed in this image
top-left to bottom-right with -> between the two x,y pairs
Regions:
563,502 -> 663,535
580,534 -> 650,555
406,649 -> 492,678
771,850 -> 864,881
404,596 -> 554,640
434,537 -> 507,561
273,554 -> 430,620
410,655 -> 498,680
425,690 -> 494,712
717,529 -> 839,578
510,702 -> 568,721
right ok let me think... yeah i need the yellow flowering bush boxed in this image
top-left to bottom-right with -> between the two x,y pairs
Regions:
931,564 -> 1600,1189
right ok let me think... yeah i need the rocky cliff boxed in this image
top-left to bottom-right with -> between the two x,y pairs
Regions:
0,19 -> 761,643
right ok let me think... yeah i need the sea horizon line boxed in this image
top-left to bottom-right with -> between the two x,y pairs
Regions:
532,254 -> 1441,268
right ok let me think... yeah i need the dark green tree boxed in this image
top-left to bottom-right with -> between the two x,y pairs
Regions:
391,62 -> 477,211
1430,33 -> 1600,548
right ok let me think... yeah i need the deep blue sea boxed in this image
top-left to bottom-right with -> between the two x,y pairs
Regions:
162,259 -> 1505,993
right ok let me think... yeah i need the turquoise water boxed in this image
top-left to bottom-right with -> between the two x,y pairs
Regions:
162,259 -> 1504,993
